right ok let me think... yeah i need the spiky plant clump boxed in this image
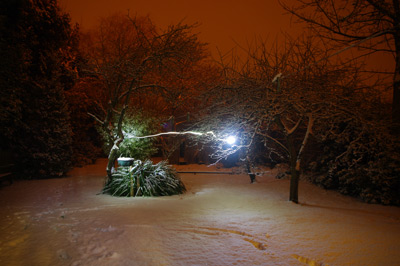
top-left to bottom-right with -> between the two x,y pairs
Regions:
102,160 -> 186,197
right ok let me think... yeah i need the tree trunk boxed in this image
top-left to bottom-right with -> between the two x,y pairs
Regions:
245,159 -> 256,183
289,166 -> 300,204
106,138 -> 123,183
105,97 -> 130,182
393,28 -> 400,135
287,135 -> 299,203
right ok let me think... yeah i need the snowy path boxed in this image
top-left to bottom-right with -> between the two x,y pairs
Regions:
0,159 -> 399,266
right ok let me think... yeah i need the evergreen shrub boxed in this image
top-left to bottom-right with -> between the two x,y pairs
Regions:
309,122 -> 400,205
102,160 -> 186,197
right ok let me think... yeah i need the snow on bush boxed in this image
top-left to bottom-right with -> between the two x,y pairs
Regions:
102,160 -> 186,197
309,121 -> 400,206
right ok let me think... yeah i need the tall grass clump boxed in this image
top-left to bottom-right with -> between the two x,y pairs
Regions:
102,160 -> 186,197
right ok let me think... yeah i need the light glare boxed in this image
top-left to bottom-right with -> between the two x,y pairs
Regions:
225,136 -> 236,145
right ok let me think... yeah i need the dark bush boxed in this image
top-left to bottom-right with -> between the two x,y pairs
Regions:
0,0 -> 77,178
309,121 -> 400,205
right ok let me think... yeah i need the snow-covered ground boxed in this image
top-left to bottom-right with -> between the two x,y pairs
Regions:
1,159 -> 399,266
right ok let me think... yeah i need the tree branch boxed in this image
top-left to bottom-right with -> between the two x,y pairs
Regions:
87,112 -> 104,125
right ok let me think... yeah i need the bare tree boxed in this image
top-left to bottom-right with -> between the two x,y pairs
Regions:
281,0 -> 400,133
194,35 -> 367,203
79,13 -> 206,181
128,57 -> 221,162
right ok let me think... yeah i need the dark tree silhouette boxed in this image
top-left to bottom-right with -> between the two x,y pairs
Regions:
0,0 -> 77,178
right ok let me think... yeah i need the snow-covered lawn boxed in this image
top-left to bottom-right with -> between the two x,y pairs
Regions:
1,159 -> 399,266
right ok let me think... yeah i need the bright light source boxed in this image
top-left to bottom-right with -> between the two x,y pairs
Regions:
225,136 -> 236,145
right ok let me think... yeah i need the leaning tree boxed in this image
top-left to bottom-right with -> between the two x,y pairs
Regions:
79,13 -> 207,181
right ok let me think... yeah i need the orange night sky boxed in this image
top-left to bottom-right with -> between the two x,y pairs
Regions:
59,0 -> 303,58
59,0 -> 392,72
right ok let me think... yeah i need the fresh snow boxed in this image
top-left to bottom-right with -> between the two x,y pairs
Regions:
0,159 -> 399,266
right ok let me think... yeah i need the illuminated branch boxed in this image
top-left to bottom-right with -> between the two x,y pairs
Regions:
125,130 -> 216,139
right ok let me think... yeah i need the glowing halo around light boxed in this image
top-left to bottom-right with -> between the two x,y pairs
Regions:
225,136 -> 236,145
